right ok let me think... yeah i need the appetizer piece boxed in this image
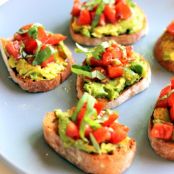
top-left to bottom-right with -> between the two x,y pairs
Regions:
0,23 -> 74,92
43,93 -> 136,174
154,21 -> 174,72
148,79 -> 174,160
72,40 -> 151,108
70,0 -> 148,46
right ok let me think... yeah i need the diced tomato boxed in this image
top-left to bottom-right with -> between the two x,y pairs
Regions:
37,26 -> 48,43
77,103 -> 87,126
13,33 -> 23,41
71,0 -> 81,17
6,41 -> 20,59
170,106 -> 174,122
104,4 -> 116,24
151,123 -> 173,140
44,34 -> 66,45
126,45 -> 133,57
102,51 -> 113,65
92,127 -> 111,143
103,113 -> 118,127
24,37 -> 37,54
21,24 -> 33,31
78,9 -> 91,25
167,21 -> 174,35
85,125 -> 93,137
168,93 -> 174,107
98,14 -> 106,26
90,57 -> 103,66
94,101 -> 105,114
156,98 -> 168,108
110,123 -> 129,144
159,85 -> 171,98
116,2 -> 132,20
108,44 -> 122,59
41,55 -> 55,68
171,78 -> 174,89
107,65 -> 123,78
66,121 -> 80,139
115,0 -> 124,4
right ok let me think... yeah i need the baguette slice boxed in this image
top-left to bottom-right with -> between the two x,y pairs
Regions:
76,59 -> 151,109
43,111 -> 136,174
154,32 -> 174,72
69,11 -> 148,46
0,38 -> 74,92
148,118 -> 174,160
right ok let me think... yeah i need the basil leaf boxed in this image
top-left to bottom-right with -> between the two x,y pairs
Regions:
32,46 -> 55,66
85,0 -> 102,10
71,65 -> 106,80
89,133 -> 101,154
28,25 -> 38,39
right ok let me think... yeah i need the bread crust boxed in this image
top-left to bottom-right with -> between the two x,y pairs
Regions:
0,38 -> 74,92
69,9 -> 148,46
154,32 -> 174,72
43,112 -> 136,174
148,118 -> 174,160
76,59 -> 151,109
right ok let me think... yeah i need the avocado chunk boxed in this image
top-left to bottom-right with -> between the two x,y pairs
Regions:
153,108 -> 170,122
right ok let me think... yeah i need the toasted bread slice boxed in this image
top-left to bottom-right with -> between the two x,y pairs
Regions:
43,111 -> 136,174
148,118 -> 174,160
69,11 -> 148,46
154,32 -> 174,72
0,38 -> 74,92
76,59 -> 151,109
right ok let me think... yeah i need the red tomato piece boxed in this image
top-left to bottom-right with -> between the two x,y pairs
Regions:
156,98 -> 168,108
13,33 -> 24,41
151,123 -> 173,140
24,37 -> 37,54
71,0 -> 81,17
107,65 -> 123,78
102,113 -> 118,127
116,2 -> 132,20
170,106 -> 174,122
94,101 -> 105,114
168,93 -> 174,107
78,9 -> 91,25
85,125 -> 93,137
6,41 -> 20,59
37,26 -> 48,43
159,85 -> 171,98
41,55 -> 55,68
110,123 -> 129,144
77,103 -> 87,126
21,24 -> 33,31
167,21 -> 174,35
126,45 -> 133,57
90,57 -> 103,66
99,14 -> 106,26
104,4 -> 116,24
171,78 -> 174,89
45,34 -> 66,45
66,121 -> 80,139
92,127 -> 111,144
102,51 -> 113,65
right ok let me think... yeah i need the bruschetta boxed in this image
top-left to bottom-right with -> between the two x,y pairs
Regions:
154,21 -> 174,72
43,92 -> 136,174
0,23 -> 74,92
70,0 -> 148,46
72,40 -> 151,108
148,78 -> 174,160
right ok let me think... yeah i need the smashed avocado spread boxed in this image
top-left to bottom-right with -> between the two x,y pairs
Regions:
55,93 -> 131,154
72,40 -> 148,100
5,23 -> 68,81
71,0 -> 145,38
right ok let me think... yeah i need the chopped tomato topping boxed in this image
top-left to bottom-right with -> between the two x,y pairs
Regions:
151,123 -> 173,140
103,113 -> 118,127
104,4 -> 116,24
41,55 -> 55,68
66,121 -> 80,139
170,106 -> 174,122
102,51 -> 113,65
99,14 -> 106,26
90,57 -> 103,66
44,34 -> 66,45
107,65 -> 123,78
171,77 -> 174,89
92,127 -> 111,143
84,125 -> 93,137
21,24 -> 33,31
116,2 -> 132,20
71,0 -> 81,17
77,103 -> 87,126
6,41 -> 20,59
168,93 -> 174,107
94,101 -> 105,114
24,37 -> 37,54
37,27 -> 48,42
167,21 -> 174,35
159,85 -> 171,98
78,9 -> 91,25
110,123 -> 129,144
126,45 -> 133,57
156,98 -> 168,108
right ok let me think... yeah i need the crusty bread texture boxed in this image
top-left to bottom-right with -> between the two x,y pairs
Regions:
148,119 -> 174,160
154,33 -> 174,72
76,59 -> 151,109
43,112 -> 136,174
0,38 -> 74,92
69,12 -> 148,46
